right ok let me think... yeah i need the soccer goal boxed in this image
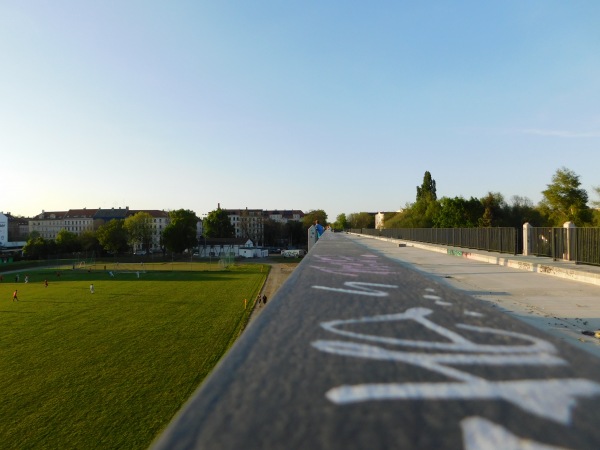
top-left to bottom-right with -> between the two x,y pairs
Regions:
110,261 -> 147,276
75,252 -> 96,270
219,252 -> 235,268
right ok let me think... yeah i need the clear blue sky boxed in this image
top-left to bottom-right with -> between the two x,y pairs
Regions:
2,1 -> 599,221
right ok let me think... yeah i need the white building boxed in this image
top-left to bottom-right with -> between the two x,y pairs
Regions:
375,210 -> 403,230
0,212 -> 27,251
0,212 -> 8,247
197,238 -> 254,257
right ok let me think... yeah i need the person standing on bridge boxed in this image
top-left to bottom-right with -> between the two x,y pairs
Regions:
314,220 -> 324,239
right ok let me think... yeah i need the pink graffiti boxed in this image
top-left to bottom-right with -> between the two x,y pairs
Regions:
310,255 -> 396,277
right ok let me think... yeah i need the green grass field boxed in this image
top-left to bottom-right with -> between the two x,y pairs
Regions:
0,262 -> 268,449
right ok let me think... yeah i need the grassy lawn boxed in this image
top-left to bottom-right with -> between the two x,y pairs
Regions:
0,263 -> 267,449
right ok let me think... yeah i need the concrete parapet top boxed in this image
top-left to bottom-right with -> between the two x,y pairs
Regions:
154,232 -> 600,450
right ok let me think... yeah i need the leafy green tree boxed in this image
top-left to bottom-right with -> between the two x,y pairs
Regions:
302,210 -> 328,229
347,212 -> 375,229
22,236 -> 55,260
263,219 -> 281,247
391,198 -> 440,228
263,219 -> 299,248
55,229 -> 81,253
390,171 -> 440,228
96,219 -> 129,254
284,220 -> 304,247
78,230 -> 101,253
124,212 -> 153,252
382,171 -> 439,230
203,207 -> 235,238
162,209 -> 199,253
539,167 -> 592,226
479,192 -> 507,227
504,196 -> 544,227
383,206 -> 408,229
433,197 -> 482,228
416,171 -> 437,202
332,213 -> 348,231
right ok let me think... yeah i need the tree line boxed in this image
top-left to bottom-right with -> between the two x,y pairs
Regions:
21,207 -> 332,260
330,167 -> 600,231
22,209 -> 202,260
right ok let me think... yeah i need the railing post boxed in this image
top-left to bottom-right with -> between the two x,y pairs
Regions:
563,221 -> 575,261
523,223 -> 532,256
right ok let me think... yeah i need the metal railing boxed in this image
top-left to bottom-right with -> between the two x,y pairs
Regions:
530,227 -> 600,266
573,228 -> 600,266
350,227 -> 520,255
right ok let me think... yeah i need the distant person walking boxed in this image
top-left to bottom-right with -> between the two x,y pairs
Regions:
90,284 -> 94,294
44,279 -> 48,288
12,290 -> 18,301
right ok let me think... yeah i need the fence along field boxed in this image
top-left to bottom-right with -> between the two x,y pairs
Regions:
0,262 -> 268,449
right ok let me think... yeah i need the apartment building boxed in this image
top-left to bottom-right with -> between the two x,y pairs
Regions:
30,210 -> 74,240
28,207 -> 171,251
264,209 -> 304,223
224,208 -> 264,245
222,208 -> 305,246
141,210 -> 171,251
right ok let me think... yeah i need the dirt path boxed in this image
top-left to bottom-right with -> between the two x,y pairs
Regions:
250,260 -> 298,321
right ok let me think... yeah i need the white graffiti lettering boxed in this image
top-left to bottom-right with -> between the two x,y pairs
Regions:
461,416 -> 571,450
318,307 -> 556,353
312,340 -> 566,368
322,377 -> 599,424
312,304 -> 600,425
436,300 -> 453,306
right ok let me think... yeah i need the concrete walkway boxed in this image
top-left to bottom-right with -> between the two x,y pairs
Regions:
354,233 -> 600,287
